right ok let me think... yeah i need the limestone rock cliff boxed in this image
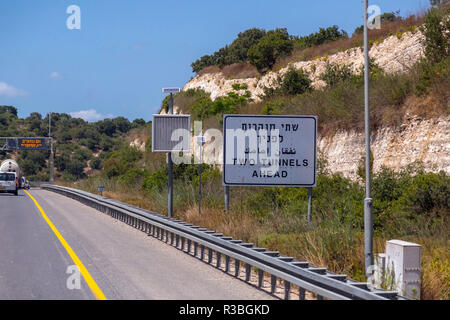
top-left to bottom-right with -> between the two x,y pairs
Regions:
183,31 -> 425,102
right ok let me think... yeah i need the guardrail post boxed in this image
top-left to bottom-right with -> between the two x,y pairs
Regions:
216,252 -> 221,268
299,288 -> 306,300
284,281 -> 291,300
225,256 -> 230,273
271,275 -> 277,294
200,245 -> 205,261
176,234 -> 180,248
194,242 -> 198,257
187,239 -> 191,253
181,237 -> 185,251
208,248 -> 213,264
245,264 -> 251,282
258,269 -> 264,288
234,260 -> 240,277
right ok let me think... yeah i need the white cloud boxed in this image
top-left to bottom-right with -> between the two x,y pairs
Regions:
69,109 -> 114,122
0,82 -> 29,97
49,72 -> 62,80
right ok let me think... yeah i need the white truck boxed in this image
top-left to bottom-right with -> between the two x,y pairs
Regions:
0,172 -> 19,196
0,159 -> 23,189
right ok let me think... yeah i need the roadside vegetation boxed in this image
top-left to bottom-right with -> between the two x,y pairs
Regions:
0,107 -> 148,181
191,11 -> 427,77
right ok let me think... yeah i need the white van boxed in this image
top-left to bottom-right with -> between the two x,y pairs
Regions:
0,172 -> 19,196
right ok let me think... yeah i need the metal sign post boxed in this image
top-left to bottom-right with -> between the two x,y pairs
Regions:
307,187 -> 313,223
196,136 -> 205,215
168,93 -> 174,218
364,0 -> 374,276
224,186 -> 229,213
159,87 -> 183,219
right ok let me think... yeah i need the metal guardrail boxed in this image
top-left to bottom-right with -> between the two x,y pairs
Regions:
41,184 -> 405,300
30,181 -> 53,188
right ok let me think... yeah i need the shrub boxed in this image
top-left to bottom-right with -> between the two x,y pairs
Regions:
281,67 -> 312,95
260,99 -> 285,115
119,168 -> 149,188
400,171 -> 449,215
65,158 -> 87,178
191,88 -> 250,120
420,5 -> 450,64
103,145 -> 143,178
415,56 -> 450,97
293,25 -> 348,49
142,169 -> 168,192
320,63 -> 353,87
90,157 -> 102,170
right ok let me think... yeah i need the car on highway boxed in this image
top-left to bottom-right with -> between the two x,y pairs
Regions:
24,179 -> 30,190
0,172 -> 19,196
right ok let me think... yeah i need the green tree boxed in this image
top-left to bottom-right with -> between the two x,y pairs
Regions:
295,25 -> 348,48
248,28 -> 294,72
421,5 -> 450,64
228,28 -> 267,62
0,106 -> 18,117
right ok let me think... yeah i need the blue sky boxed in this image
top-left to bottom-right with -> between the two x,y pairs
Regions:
0,0 -> 430,121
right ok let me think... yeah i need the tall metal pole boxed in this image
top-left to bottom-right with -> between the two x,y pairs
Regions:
168,93 -> 174,218
49,112 -> 54,183
198,145 -> 202,215
364,0 -> 373,276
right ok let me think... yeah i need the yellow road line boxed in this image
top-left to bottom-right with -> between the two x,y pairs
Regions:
24,190 -> 107,300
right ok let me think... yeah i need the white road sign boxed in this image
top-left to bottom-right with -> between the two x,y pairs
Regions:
223,115 -> 317,187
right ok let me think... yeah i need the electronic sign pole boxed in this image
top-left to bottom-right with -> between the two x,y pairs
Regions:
162,88 -> 181,218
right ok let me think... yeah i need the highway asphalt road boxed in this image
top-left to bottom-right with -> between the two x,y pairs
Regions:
0,188 -> 273,300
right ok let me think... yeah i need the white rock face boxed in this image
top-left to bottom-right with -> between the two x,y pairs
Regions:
319,115 -> 450,179
183,31 -> 425,102
130,138 -> 146,152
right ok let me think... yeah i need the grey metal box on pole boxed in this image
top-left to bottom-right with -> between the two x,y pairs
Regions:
152,115 -> 191,153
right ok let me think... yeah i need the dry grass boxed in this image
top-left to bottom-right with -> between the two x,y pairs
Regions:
221,63 -> 259,79
197,65 -> 221,76
180,206 -> 264,244
274,14 -> 425,71
421,244 -> 450,300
